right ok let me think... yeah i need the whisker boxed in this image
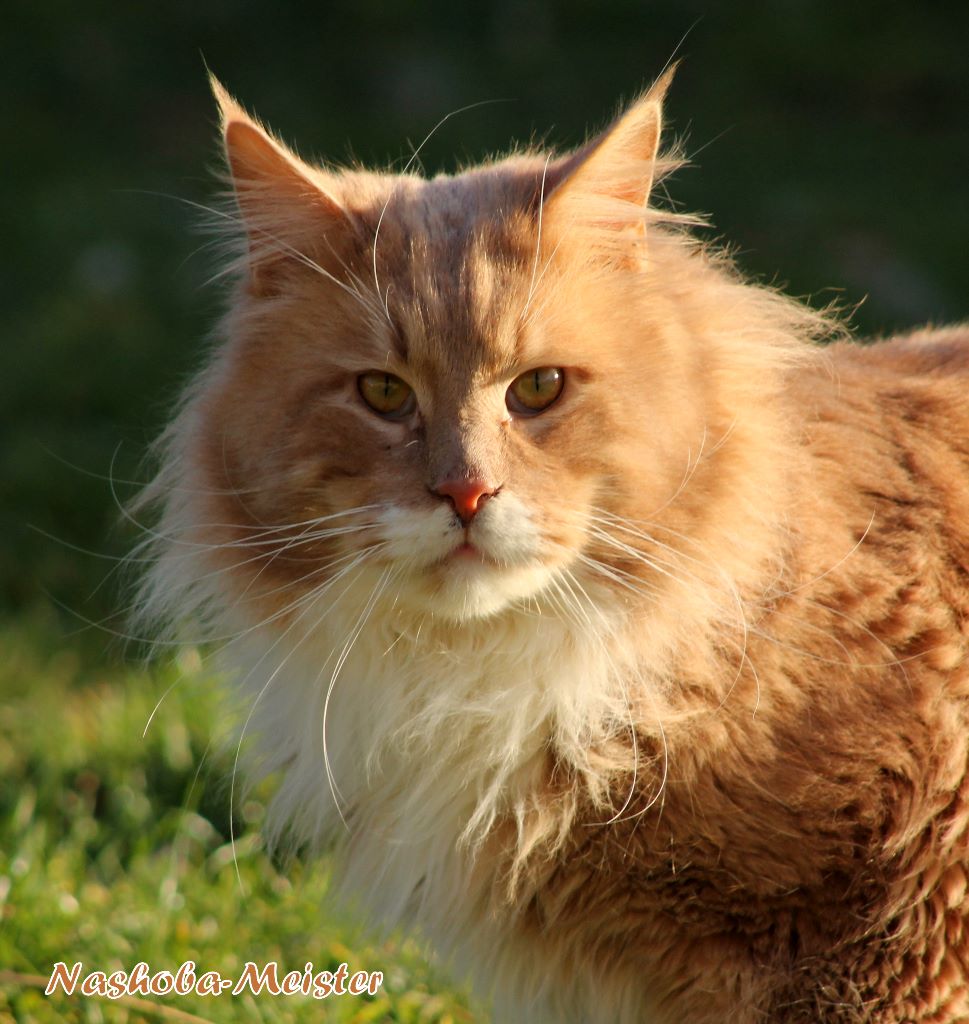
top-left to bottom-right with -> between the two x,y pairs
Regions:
127,505 -> 381,554
142,673 -> 189,739
229,543 -> 372,606
320,565 -> 398,828
558,569 -> 642,824
76,534 -> 385,653
148,190 -> 388,322
518,234 -> 567,332
585,511 -> 763,716
37,441 -> 265,497
226,548 -> 382,888
519,153 -> 552,324
770,511 -> 877,600
553,565 -> 669,827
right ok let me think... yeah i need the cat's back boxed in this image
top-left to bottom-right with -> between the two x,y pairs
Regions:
794,324 -> 969,487
834,323 -> 969,378
787,323 -> 969,651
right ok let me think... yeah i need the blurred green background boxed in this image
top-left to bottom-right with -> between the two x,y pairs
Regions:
1,3 -> 967,1020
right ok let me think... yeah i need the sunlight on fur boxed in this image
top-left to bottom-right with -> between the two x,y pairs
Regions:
133,69 -> 969,1023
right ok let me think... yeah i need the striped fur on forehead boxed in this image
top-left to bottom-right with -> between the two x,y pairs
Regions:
383,223 -> 541,384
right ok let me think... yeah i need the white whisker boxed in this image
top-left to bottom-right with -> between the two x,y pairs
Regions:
320,565 -> 398,828
519,153 -> 552,324
371,99 -> 509,308
226,547 -> 382,888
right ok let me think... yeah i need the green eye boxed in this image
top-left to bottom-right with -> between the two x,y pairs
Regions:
507,367 -> 564,415
357,371 -> 415,418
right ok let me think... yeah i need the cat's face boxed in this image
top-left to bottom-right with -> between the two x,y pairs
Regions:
186,78 -> 704,622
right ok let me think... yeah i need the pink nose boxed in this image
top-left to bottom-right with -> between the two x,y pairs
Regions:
433,479 -> 498,525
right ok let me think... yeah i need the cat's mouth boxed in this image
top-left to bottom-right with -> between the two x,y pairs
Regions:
374,510 -> 553,619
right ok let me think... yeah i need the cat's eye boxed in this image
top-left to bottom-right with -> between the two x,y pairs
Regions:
506,367 -> 565,415
357,371 -> 416,418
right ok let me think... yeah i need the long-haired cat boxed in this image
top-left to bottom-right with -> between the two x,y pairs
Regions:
136,70 -> 969,1022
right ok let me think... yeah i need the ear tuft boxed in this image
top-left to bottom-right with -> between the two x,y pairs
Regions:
208,76 -> 316,196
208,73 -> 247,131
646,60 -> 678,108
543,65 -> 678,263
206,78 -> 355,296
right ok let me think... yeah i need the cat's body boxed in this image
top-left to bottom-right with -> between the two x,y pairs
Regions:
138,75 -> 969,1022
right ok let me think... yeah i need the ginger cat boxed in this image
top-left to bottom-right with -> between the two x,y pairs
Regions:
137,71 -> 969,1022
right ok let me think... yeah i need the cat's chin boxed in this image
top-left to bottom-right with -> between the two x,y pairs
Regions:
403,557 -> 556,621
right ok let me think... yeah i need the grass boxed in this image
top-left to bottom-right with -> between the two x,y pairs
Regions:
0,610 -> 481,1023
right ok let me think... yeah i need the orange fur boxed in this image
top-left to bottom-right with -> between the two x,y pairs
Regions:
136,75 -> 969,1022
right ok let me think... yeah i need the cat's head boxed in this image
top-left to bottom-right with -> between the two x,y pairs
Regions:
146,72 -> 801,632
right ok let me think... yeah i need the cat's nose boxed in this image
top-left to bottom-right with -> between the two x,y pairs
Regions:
432,478 -> 499,526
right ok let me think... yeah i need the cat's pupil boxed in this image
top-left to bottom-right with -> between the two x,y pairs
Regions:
357,370 -> 414,418
507,366 -> 564,414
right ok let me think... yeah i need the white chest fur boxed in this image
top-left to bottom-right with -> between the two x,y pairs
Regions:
225,575 -> 632,914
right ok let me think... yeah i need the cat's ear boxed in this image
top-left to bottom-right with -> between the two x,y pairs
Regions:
543,67 -> 674,264
210,76 -> 356,296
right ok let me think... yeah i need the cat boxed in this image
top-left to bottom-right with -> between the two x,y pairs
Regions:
135,69 -> 969,1023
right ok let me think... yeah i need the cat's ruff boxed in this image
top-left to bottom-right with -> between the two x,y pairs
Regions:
136,72 -> 969,1023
